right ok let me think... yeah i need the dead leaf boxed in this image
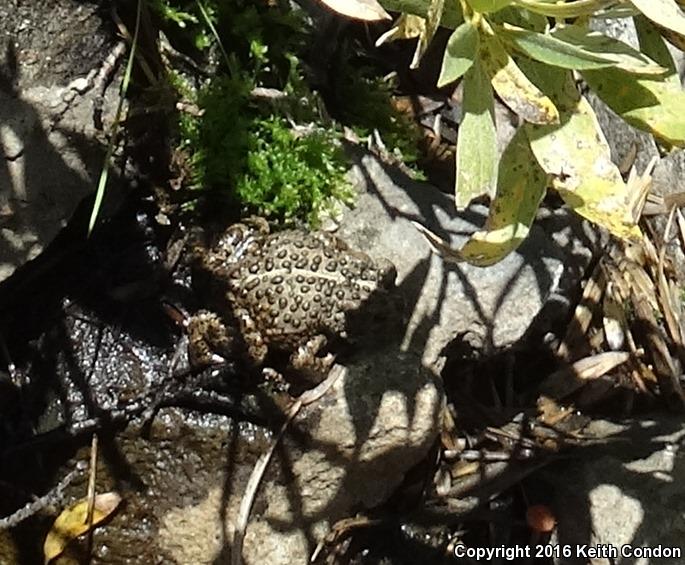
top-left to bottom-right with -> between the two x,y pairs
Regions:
44,492 -> 121,564
376,13 -> 425,46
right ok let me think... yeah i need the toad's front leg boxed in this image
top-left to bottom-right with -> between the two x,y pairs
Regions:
186,310 -> 237,366
232,306 -> 269,368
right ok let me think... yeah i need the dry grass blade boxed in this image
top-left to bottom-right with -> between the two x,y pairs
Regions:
311,516 -> 382,562
602,282 -> 627,351
676,207 -> 685,248
656,207 -> 684,347
231,366 -> 345,565
631,290 -> 685,409
557,263 -> 606,361
626,155 -> 657,223
539,351 -> 630,399
617,254 -> 659,312
88,0 -> 142,235
643,191 -> 685,216
411,221 -> 464,264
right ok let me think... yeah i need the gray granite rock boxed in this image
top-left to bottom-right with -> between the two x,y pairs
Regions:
0,0 -> 120,282
551,417 -> 685,565
339,150 -> 601,372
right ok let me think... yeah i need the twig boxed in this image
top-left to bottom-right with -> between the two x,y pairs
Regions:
85,434 -> 99,557
0,461 -> 88,530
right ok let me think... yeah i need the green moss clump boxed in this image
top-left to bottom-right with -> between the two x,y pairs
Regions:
236,117 -> 352,225
185,77 -> 251,190
159,0 -> 421,224
177,76 -> 350,225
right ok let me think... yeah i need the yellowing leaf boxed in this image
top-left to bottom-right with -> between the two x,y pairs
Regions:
438,22 -> 478,86
410,0 -> 445,68
460,128 -> 548,265
479,31 -> 559,124
44,492 -> 121,564
630,0 -> 685,39
581,14 -> 685,146
456,58 -> 498,208
524,65 -> 642,240
582,52 -> 685,147
317,0 -> 391,21
376,13 -> 425,45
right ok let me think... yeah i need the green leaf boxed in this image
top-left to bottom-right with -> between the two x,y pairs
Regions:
491,5 -> 548,32
438,22 -> 478,86
630,0 -> 685,39
551,25 -> 668,75
455,58 -> 498,208
496,24 -> 614,70
479,31 -> 559,124
634,15 -> 678,79
459,128 -> 547,266
467,0 -> 511,13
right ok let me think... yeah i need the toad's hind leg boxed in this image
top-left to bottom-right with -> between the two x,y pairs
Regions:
289,334 -> 335,377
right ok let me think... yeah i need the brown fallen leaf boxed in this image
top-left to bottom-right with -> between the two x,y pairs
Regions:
536,395 -> 574,427
43,492 -> 121,564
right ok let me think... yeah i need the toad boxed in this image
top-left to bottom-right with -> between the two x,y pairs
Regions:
186,218 -> 399,379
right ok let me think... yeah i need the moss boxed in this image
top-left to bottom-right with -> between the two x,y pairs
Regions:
236,117 -> 352,225
186,77 -> 251,190
158,0 -> 419,224
176,76 -> 350,225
